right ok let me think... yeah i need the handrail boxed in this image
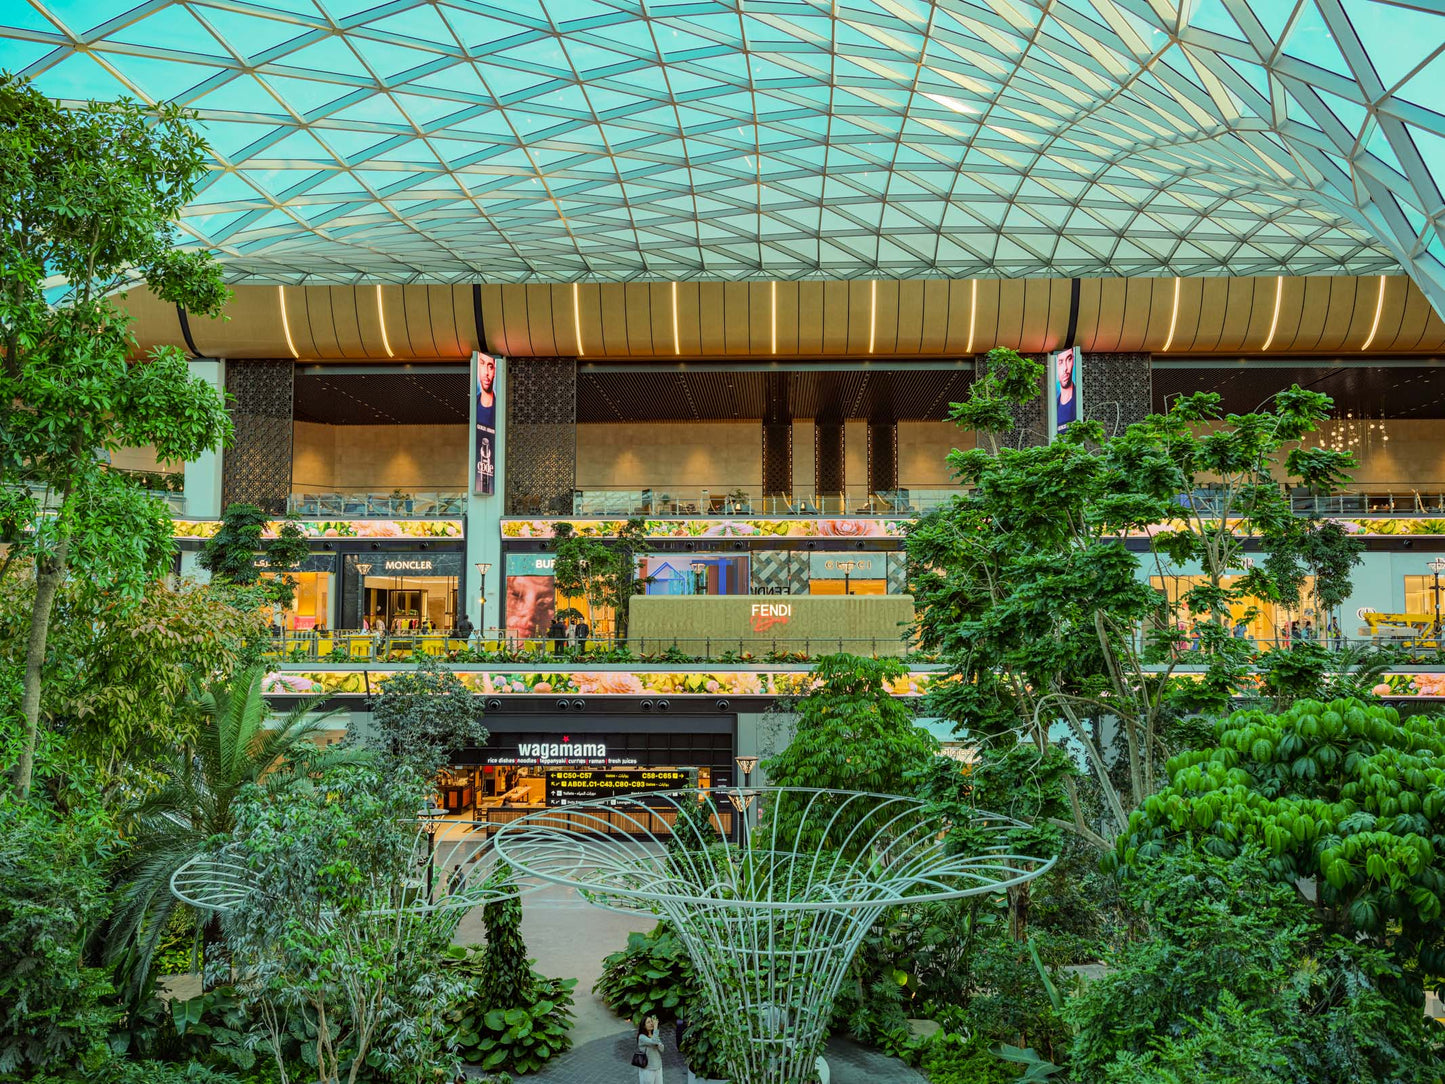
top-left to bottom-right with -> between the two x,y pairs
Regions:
287,488 -> 466,517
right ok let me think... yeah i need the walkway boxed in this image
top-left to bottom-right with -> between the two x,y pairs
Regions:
511,1026 -> 926,1084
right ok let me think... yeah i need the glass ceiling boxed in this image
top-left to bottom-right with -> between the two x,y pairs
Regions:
2,0 -> 1443,309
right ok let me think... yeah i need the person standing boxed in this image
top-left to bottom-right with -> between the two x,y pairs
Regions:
575,615 -> 591,653
1329,615 -> 1342,650
547,615 -> 565,655
455,612 -> 474,643
635,1016 -> 664,1084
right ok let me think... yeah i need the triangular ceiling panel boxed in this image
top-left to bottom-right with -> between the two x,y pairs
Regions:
2,0 -> 1441,310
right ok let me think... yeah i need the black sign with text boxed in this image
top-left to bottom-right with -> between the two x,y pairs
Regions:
544,767 -> 694,807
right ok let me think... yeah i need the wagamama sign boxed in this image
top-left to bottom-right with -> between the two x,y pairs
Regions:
517,740 -> 607,759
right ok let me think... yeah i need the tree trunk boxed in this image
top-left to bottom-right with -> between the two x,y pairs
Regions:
14,538 -> 68,800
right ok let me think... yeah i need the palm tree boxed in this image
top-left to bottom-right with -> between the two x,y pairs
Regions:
107,666 -> 364,1000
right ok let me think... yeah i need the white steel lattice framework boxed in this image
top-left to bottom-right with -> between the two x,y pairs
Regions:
492,787 -> 1056,1084
3,1 -> 1444,311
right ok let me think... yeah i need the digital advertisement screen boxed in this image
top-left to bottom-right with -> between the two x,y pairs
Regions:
473,350 -> 497,495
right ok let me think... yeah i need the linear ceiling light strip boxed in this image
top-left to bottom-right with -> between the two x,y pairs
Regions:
573,282 -> 585,356
966,279 -> 977,355
869,279 -> 876,354
1161,276 -> 1180,352
1260,275 -> 1283,351
771,281 -> 777,355
375,284 -> 394,358
278,285 -> 298,359
672,281 -> 680,355
1361,275 -> 1387,351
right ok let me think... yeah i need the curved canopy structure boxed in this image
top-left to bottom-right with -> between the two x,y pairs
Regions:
3,1 -> 1443,312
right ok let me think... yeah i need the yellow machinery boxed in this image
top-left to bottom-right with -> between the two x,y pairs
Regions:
1360,612 -> 1441,649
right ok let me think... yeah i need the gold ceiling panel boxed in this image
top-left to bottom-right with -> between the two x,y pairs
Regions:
120,275 -> 1445,361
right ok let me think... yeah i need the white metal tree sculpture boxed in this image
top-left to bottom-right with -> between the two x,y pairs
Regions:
493,786 -> 1055,1084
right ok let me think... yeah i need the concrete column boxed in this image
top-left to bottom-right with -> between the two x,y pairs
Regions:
183,358 -> 224,519
465,355 -> 506,632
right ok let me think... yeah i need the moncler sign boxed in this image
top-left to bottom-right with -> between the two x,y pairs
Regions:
383,559 -> 433,571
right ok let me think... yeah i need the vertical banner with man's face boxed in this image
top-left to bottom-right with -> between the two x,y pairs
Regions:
1048,346 -> 1082,439
473,351 -> 497,495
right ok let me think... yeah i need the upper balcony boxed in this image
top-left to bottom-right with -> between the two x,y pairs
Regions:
560,484 -> 962,518
288,486 -> 466,518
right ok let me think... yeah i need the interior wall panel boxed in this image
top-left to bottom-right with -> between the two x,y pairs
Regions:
895,280 -> 924,355
698,283 -> 726,356
1235,277 -> 1273,352
875,279 -> 902,355
748,282 -> 772,356
676,281 -> 702,356
623,282 -> 654,355
523,284 -> 557,357
796,281 -> 823,355
775,281 -> 801,356
1316,276 -> 1360,352
1044,277 -> 1073,352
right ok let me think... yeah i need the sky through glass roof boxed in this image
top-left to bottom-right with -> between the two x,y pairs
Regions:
2,0 -> 1444,310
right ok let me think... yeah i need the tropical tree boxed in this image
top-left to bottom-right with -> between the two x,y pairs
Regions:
0,574 -> 266,797
908,347 -> 1359,848
198,503 -> 310,609
550,517 -> 652,639
762,653 -> 937,851
0,76 -> 232,800
363,655 -> 488,780
219,765 -> 467,1084
107,668 -> 357,1000
1114,697 -> 1445,1012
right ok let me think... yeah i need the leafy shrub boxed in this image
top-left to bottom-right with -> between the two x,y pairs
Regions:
1069,848 -> 1444,1083
1115,697 -> 1445,1006
443,870 -> 576,1077
595,923 -> 694,1023
445,967 -> 575,1075
0,798 -> 119,1075
915,1032 -> 1021,1084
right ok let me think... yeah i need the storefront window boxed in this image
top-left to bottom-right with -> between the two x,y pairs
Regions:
1404,575 -> 1445,616
640,554 -> 749,595
363,575 -> 456,631
263,570 -> 333,631
1150,574 -> 1318,647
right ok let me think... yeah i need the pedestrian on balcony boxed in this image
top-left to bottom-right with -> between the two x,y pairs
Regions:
575,616 -> 591,653
456,613 -> 474,642
548,615 -> 565,655
1329,615 -> 1342,650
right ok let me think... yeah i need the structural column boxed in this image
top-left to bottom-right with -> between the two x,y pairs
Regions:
814,420 -> 845,501
180,358 -> 225,582
1082,352 -> 1152,436
762,372 -> 792,500
222,359 -> 294,514
466,355 -> 507,632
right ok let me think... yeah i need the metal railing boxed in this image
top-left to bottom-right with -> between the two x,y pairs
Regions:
4,478 -> 185,513
288,487 -> 466,517
263,629 -> 914,662
556,485 -> 965,517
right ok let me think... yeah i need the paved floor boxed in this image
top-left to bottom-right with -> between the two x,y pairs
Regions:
452,881 -> 926,1082
452,878 -> 659,1045
512,1026 -> 927,1084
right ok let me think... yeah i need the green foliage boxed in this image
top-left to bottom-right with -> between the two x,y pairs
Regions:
595,923 -> 695,1023
442,938 -> 575,1074
362,654 -> 488,779
0,796 -> 120,1074
218,766 -> 468,1084
198,506 -> 310,607
1069,848 -> 1443,1084
29,1060 -> 257,1084
549,518 -> 651,637
0,75 -> 232,799
1116,698 -> 1445,1005
915,1031 -> 1022,1084
108,668 -> 355,1004
910,371 -> 1360,848
0,575 -> 267,793
763,653 -> 937,850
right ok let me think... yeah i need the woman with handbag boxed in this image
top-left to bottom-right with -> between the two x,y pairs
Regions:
634,1015 -> 664,1083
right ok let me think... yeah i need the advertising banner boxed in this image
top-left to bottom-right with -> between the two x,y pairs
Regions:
473,350 -> 497,495
1048,346 -> 1082,438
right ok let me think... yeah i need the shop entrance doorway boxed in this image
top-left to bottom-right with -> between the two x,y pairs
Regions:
364,579 -> 456,631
